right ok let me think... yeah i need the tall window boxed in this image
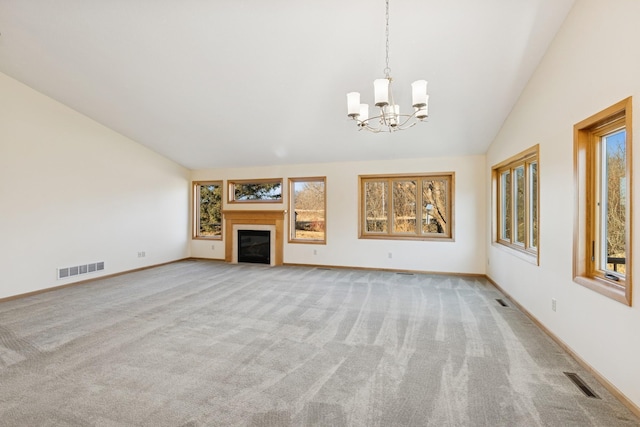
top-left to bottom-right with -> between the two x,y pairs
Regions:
289,177 -> 326,243
493,146 -> 539,261
359,173 -> 454,240
193,181 -> 222,239
574,98 -> 632,305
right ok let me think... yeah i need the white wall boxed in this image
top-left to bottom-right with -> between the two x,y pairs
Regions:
486,0 -> 640,409
0,72 -> 191,300
192,154 -> 486,275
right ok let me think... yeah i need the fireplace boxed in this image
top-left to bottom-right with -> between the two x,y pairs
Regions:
222,210 -> 285,266
237,230 -> 271,264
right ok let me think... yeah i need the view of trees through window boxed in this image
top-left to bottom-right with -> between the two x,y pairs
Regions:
195,182 -> 222,238
603,129 -> 626,275
290,178 -> 325,242
229,180 -> 282,202
361,173 -> 453,240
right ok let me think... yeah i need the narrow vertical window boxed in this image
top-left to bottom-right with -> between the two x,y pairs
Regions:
193,181 -> 223,239
492,145 -> 539,262
515,165 -> 526,245
500,171 -> 511,241
574,97 -> 632,306
598,129 -> 627,277
289,177 -> 326,243
422,178 -> 449,235
529,161 -> 538,249
365,181 -> 389,233
393,180 -> 417,234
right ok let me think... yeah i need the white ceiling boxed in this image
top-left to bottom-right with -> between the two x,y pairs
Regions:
0,0 -> 575,170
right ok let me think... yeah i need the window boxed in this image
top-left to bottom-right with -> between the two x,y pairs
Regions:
228,179 -> 283,203
574,97 -> 632,305
289,177 -> 326,243
359,173 -> 454,240
193,181 -> 222,239
493,145 -> 539,261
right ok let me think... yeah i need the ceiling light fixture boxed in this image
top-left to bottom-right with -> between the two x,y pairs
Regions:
347,0 -> 429,133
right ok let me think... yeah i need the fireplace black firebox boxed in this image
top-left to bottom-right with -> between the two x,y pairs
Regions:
237,230 -> 271,264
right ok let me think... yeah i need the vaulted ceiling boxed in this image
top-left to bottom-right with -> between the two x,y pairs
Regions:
0,0 -> 575,170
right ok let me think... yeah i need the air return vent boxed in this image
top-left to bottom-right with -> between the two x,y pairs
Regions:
57,261 -> 104,280
564,372 -> 600,399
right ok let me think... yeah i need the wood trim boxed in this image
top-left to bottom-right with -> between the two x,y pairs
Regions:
222,210 -> 286,265
491,144 -> 539,170
485,274 -> 640,420
0,258 -> 191,304
573,97 -> 632,306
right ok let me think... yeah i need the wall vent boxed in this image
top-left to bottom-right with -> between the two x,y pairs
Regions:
57,261 -> 104,280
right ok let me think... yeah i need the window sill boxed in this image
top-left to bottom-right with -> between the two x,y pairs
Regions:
492,241 -> 538,265
573,275 -> 631,306
288,239 -> 326,245
192,236 -> 223,241
360,234 -> 454,242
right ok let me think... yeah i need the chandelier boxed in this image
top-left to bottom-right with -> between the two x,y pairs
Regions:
347,0 -> 429,133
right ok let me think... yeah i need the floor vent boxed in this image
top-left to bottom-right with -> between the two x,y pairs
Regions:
57,262 -> 105,280
396,272 -> 414,276
496,298 -> 509,307
564,372 -> 600,398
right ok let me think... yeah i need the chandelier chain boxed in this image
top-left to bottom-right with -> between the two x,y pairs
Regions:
346,0 -> 428,133
384,0 -> 391,78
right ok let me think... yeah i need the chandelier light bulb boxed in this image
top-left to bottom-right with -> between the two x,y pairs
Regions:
359,104 -> 369,123
347,92 -> 361,117
374,79 -> 390,107
411,80 -> 428,108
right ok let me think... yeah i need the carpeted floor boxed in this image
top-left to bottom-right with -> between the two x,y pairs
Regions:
0,260 -> 638,426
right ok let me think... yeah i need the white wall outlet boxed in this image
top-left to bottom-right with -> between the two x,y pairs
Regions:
211,244 -> 215,250
551,298 -> 557,312
137,251 -> 146,258
313,249 -> 317,255
388,252 -> 392,259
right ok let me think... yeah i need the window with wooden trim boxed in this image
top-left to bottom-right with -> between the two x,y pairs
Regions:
574,97 -> 633,306
289,177 -> 326,243
493,146 -> 539,261
228,179 -> 283,203
193,181 -> 223,239
359,173 -> 454,240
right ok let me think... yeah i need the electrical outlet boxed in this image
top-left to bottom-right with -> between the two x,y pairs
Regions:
388,252 -> 392,259
313,249 -> 317,255
137,251 -> 146,258
211,244 -> 215,250
551,298 -> 557,312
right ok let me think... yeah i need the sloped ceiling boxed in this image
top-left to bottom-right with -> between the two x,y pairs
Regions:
0,0 -> 575,170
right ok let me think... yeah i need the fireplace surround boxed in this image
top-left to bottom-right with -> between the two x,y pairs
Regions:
222,210 -> 285,266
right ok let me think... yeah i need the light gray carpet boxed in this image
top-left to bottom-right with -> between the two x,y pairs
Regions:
0,260 -> 637,426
